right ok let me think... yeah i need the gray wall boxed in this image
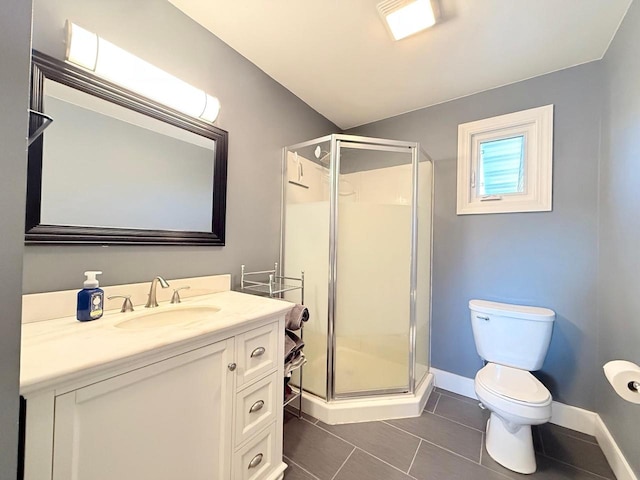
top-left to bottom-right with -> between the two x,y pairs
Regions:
27,0 -> 337,293
598,1 -> 640,473
349,62 -> 604,409
0,0 -> 32,477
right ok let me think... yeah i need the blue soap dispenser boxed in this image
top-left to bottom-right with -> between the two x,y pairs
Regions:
77,271 -> 104,322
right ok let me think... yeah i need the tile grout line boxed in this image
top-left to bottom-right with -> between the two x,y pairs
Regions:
406,439 -> 422,475
547,427 -> 600,446
392,424 -> 482,466
407,391 -> 488,433
538,427 -> 546,456
329,447 -> 355,480
429,392 -> 442,413
300,416 -> 319,428
283,455 -> 321,480
544,425 -> 613,475
309,422 -> 360,450
479,433 -> 483,465
429,409 -> 487,432
420,437 -> 516,480
352,447 -> 421,480
382,419 -> 430,443
479,464 -> 517,480
383,421 -> 486,467
382,411 -> 484,445
536,452 -> 616,480
460,446 -> 518,480
309,422 -> 422,478
436,389 -> 479,406
285,408 -> 319,425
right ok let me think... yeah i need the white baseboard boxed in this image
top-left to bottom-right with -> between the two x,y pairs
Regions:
594,415 -> 637,480
431,368 -> 637,480
549,401 -> 596,436
431,368 -> 477,400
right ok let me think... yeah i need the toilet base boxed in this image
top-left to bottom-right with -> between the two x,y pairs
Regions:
485,413 -> 537,474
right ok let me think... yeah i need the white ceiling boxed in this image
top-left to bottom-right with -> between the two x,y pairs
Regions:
169,0 -> 632,129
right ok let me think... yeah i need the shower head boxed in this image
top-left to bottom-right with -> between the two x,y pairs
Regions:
314,145 -> 331,164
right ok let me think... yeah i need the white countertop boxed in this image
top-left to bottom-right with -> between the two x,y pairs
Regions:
20,291 -> 292,394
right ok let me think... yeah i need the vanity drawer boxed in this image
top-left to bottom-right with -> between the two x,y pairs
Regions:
236,322 -> 279,387
233,422 -> 277,480
235,371 -> 277,446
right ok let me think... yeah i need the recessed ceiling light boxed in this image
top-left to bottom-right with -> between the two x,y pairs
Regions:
377,0 -> 437,41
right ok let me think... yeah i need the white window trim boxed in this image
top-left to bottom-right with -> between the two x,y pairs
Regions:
456,104 -> 553,215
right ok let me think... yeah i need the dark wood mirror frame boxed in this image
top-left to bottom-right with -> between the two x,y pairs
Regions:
27,50 -> 228,246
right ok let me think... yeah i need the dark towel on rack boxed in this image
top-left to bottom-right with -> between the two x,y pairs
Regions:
285,352 -> 306,375
284,330 -> 305,364
285,304 -> 309,331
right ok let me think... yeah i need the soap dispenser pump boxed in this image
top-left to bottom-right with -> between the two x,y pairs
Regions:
77,271 -> 104,322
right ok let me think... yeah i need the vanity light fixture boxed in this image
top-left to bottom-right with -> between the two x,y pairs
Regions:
65,21 -> 221,122
377,0 -> 437,41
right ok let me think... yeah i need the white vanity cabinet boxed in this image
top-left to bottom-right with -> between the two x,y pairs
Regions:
52,339 -> 234,480
22,311 -> 287,480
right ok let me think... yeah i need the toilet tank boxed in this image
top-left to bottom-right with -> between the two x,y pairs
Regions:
469,299 -> 555,371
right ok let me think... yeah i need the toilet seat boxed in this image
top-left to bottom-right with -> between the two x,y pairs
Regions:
475,363 -> 552,427
476,363 -> 551,405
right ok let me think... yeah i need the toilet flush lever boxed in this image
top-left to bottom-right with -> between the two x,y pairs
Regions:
477,315 -> 490,321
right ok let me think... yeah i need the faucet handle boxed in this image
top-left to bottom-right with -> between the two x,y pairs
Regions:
171,286 -> 191,304
108,295 -> 134,313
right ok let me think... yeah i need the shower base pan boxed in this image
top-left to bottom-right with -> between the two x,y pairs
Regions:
297,372 -> 434,425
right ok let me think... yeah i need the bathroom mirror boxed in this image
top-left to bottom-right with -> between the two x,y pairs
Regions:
26,51 -> 228,245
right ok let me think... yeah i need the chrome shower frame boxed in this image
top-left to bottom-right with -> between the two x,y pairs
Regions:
280,133 -> 432,402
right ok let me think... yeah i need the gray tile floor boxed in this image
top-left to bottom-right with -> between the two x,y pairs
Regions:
283,388 -> 616,480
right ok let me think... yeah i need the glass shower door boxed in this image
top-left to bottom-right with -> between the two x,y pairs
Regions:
415,151 -> 433,389
331,139 -> 415,397
283,137 -> 331,400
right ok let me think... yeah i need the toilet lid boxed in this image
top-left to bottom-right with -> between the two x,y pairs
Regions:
477,363 -> 551,405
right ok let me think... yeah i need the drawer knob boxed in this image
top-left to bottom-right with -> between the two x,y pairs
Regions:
249,400 -> 265,413
248,453 -> 263,469
228,363 -> 237,371
250,347 -> 266,358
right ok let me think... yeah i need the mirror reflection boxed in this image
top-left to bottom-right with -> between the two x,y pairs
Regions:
41,80 -> 216,232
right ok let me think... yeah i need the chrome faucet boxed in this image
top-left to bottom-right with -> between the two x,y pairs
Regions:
145,276 -> 170,308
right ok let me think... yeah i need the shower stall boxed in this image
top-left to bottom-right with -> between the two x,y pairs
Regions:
281,134 -> 433,424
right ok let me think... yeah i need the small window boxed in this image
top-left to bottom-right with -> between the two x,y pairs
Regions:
457,105 -> 553,215
479,136 -> 525,196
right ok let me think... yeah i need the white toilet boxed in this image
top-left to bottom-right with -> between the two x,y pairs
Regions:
469,299 -> 555,474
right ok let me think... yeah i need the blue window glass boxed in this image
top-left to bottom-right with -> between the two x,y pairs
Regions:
479,136 -> 525,195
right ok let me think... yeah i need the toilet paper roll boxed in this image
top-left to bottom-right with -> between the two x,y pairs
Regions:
603,360 -> 640,404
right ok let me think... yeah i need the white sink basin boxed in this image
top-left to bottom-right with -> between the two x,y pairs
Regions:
114,305 -> 221,329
